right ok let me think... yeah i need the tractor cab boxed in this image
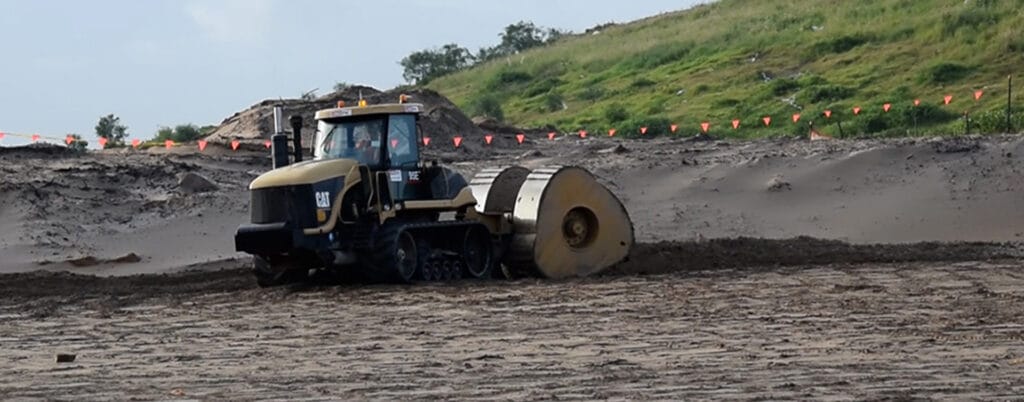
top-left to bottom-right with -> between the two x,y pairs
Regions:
313,100 -> 453,202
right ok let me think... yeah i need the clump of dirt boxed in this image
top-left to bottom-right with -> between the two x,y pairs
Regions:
204,86 -> 485,153
609,237 -> 1023,276
930,136 -> 982,154
53,253 -> 143,268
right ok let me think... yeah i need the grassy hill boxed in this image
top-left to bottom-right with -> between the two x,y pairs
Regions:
426,0 -> 1024,138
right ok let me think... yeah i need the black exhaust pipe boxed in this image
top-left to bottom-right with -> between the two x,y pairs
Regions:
271,134 -> 290,169
289,115 -> 303,163
271,106 -> 290,169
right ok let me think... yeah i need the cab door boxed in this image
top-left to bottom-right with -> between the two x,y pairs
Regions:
385,114 -> 422,201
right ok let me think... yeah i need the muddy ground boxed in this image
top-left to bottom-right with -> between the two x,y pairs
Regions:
1,134 -> 1023,399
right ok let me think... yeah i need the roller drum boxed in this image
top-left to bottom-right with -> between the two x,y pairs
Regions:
505,166 -> 634,279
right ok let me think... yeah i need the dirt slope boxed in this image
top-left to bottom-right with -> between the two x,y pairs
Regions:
1,135 -> 1022,275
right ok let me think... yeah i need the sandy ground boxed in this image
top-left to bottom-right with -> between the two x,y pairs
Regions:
1,134 -> 1023,399
2,260 -> 1024,400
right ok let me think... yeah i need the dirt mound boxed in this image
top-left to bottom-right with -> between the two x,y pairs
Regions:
0,143 -> 76,157
205,86 -> 485,152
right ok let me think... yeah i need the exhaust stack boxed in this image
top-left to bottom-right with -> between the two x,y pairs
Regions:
271,106 -> 290,169
289,115 -> 303,163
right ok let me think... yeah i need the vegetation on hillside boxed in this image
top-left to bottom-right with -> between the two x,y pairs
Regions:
400,21 -> 567,85
153,124 -> 215,143
425,0 -> 1024,138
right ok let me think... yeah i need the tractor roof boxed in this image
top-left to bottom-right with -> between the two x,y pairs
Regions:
315,102 -> 424,121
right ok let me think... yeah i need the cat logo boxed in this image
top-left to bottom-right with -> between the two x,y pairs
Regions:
315,191 -> 331,208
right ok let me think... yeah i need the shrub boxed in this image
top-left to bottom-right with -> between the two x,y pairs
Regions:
542,92 -> 564,112
67,134 -> 87,152
467,94 -> 505,121
630,78 -> 657,89
770,79 -> 800,96
486,69 -> 533,91
713,98 -> 741,108
918,62 -> 975,84
524,78 -> 562,97
618,116 -> 672,137
801,85 -> 855,103
811,34 -> 871,56
603,103 -> 630,123
578,85 -> 605,101
154,124 -> 204,142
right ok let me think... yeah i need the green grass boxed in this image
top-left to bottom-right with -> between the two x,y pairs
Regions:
426,0 -> 1024,138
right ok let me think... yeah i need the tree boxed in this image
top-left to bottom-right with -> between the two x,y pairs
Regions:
400,43 -> 474,84
499,21 -> 546,54
95,114 -> 128,147
476,21 -> 566,63
333,82 -> 350,92
545,28 -> 569,44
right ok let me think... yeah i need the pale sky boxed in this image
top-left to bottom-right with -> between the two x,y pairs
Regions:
0,0 -> 704,145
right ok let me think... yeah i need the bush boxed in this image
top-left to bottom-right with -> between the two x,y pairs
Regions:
67,134 -> 87,152
578,85 -> 605,101
969,108 -> 1024,134
524,78 -> 562,97
154,124 -> 204,142
810,34 -> 871,56
467,94 -> 505,121
630,78 -> 657,89
603,103 -> 630,123
919,62 -> 975,84
713,98 -> 741,108
618,116 -> 672,137
542,92 -> 564,112
486,69 -> 533,90
770,79 -> 800,96
800,85 -> 855,103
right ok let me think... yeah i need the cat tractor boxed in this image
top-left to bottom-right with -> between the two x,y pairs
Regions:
234,97 -> 633,287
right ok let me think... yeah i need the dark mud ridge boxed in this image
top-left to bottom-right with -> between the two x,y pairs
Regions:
2,237 -> 1021,302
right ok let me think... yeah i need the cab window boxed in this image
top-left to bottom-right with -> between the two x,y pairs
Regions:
387,114 -> 418,168
315,117 -> 384,166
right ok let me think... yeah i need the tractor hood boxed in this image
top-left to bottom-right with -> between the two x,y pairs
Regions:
250,158 -> 359,190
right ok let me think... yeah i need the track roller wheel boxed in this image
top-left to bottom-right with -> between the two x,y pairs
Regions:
462,225 -> 496,279
419,260 -> 437,281
367,225 -> 418,284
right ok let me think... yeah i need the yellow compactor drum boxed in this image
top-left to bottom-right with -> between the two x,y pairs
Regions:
470,166 -> 634,279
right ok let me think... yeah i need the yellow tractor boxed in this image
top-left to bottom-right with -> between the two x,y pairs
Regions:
234,97 -> 633,286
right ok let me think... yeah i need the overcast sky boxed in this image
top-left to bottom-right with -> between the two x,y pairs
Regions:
0,0 -> 704,145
